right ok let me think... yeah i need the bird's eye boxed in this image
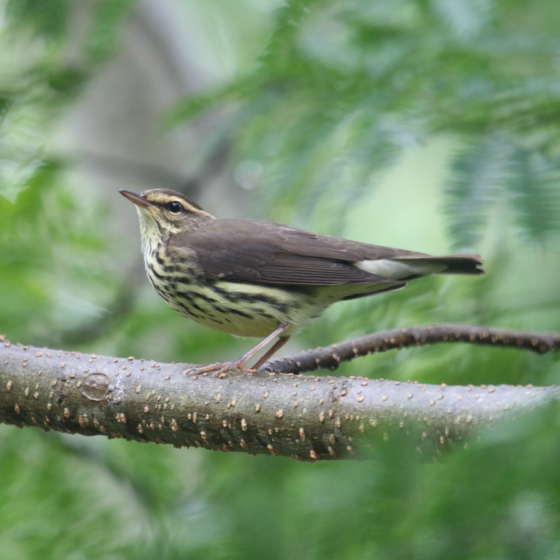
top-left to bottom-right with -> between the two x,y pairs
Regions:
168,201 -> 183,213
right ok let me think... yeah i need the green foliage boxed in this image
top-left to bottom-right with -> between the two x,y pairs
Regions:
4,406 -> 560,559
0,0 -> 135,206
6,0 -> 71,40
508,147 -> 560,244
2,0 -> 560,558
170,0 -> 560,242
443,134 -> 508,249
85,0 -> 137,61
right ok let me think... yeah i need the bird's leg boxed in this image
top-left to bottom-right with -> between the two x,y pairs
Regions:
250,336 -> 290,371
184,323 -> 291,376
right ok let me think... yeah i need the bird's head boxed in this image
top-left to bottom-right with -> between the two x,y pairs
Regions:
120,189 -> 214,247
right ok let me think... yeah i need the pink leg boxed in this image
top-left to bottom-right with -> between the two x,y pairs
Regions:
185,323 -> 291,376
251,336 -> 290,371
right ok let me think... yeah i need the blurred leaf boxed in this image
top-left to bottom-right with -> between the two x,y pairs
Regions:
443,134 -> 510,249
85,0 -> 136,62
45,67 -> 87,95
508,147 -> 560,244
166,80 -> 252,124
5,0 -> 70,40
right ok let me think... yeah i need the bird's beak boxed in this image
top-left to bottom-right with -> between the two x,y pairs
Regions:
119,189 -> 152,208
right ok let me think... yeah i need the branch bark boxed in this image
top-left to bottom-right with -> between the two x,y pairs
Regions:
261,324 -> 560,374
1,335 -> 557,462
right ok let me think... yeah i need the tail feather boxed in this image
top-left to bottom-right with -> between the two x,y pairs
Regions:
359,254 -> 483,280
395,254 -> 484,275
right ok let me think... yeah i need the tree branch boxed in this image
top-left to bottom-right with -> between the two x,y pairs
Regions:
261,324 -> 560,374
1,335 -> 557,462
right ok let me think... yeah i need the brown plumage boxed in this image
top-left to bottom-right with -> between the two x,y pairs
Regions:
172,218 -> 481,287
120,188 -> 483,374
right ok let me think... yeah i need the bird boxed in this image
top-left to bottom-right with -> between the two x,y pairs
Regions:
120,188 -> 483,375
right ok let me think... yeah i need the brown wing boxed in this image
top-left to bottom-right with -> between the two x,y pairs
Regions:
170,219 -> 407,287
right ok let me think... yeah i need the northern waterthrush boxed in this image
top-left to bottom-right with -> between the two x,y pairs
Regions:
120,188 -> 483,374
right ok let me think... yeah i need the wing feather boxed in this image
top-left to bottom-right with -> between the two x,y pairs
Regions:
171,220 -> 400,286
169,219 -> 482,287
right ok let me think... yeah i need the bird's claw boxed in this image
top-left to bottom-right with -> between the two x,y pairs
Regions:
184,359 -> 251,377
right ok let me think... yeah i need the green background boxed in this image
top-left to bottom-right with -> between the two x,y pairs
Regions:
1,0 -> 560,557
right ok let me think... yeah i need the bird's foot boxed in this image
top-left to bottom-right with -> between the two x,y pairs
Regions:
184,359 -> 251,378
184,325 -> 292,378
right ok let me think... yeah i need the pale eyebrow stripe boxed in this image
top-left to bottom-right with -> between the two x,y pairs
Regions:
168,197 -> 210,216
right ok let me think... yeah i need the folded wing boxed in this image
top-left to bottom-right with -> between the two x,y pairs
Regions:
171,219 -> 483,287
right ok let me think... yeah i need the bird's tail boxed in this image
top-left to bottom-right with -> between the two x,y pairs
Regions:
397,254 -> 484,275
358,254 -> 483,280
